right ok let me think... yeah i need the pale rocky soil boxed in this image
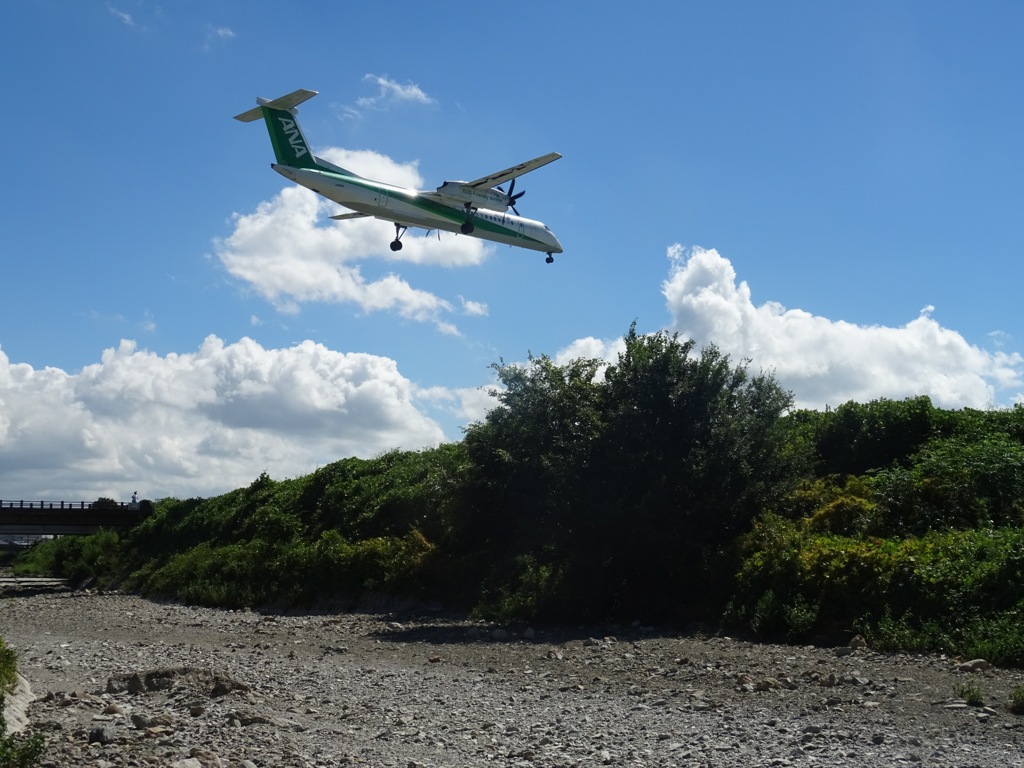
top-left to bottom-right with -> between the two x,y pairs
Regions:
3,582 -> 1024,767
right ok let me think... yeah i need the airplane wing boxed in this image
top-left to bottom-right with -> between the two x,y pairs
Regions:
464,152 -> 561,189
329,212 -> 371,220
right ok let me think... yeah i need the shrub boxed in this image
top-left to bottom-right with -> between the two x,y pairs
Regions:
0,639 -> 16,693
954,681 -> 984,707
732,518 -> 1024,657
1010,686 -> 1024,715
0,701 -> 45,768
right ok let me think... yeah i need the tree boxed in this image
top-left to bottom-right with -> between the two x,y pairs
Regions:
587,326 -> 798,615
793,396 -> 937,477
461,324 -> 801,621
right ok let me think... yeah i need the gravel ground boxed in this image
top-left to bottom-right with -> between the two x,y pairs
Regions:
3,584 -> 1024,768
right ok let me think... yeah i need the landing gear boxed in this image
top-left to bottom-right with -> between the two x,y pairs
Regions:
461,203 -> 476,235
390,223 -> 407,252
545,253 -> 555,264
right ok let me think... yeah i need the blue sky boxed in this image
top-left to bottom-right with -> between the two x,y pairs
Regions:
2,1 -> 1023,500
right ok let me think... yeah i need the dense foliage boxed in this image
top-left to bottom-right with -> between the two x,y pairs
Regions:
13,325 -> 1024,664
731,399 -> 1024,664
461,325 -> 798,619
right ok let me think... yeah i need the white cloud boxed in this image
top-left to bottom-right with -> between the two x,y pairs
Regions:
659,244 -> 1024,409
215,148 -> 489,331
205,24 -> 235,49
13,240 -> 1020,503
357,74 -> 436,109
0,337 -> 445,500
337,75 -> 436,121
555,336 -> 624,367
107,4 -> 135,27
460,297 -> 489,317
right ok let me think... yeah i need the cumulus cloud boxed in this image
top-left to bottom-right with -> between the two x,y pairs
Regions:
215,148 -> 488,330
546,246 -> 1023,411
658,245 -> 1024,409
14,239 -> 1020,503
0,337 -> 445,500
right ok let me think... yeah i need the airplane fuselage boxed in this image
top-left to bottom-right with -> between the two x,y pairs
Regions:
273,164 -> 563,254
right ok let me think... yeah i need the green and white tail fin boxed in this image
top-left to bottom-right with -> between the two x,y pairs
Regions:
234,89 -> 323,170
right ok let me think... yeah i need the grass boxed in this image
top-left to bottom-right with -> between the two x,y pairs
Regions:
1010,686 -> 1024,715
953,681 -> 985,707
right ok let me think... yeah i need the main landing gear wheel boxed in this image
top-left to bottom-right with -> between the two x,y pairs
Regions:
545,253 -> 555,264
391,223 -> 407,251
461,203 -> 476,235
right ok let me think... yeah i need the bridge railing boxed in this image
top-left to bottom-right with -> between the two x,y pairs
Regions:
0,500 -> 134,511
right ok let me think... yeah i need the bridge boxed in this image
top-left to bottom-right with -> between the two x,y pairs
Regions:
0,500 -> 150,538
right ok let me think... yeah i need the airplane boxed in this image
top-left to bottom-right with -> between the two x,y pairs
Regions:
235,89 -> 564,262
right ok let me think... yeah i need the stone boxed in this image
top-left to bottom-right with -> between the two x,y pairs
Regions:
957,659 -> 992,673
88,725 -> 117,744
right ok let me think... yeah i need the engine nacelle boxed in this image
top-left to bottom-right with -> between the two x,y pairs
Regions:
435,181 -> 510,212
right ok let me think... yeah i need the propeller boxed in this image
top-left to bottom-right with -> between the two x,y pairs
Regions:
500,178 -> 526,215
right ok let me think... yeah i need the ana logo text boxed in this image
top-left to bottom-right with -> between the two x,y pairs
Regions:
277,118 -> 308,158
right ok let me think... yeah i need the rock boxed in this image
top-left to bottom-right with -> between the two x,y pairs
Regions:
6,590 -> 1024,768
957,659 -> 992,673
88,725 -> 117,744
210,674 -> 250,697
131,712 -> 175,729
226,709 -> 273,726
188,747 -> 224,767
1,673 -> 34,734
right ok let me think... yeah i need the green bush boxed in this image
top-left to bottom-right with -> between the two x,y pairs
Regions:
954,681 -> 984,707
731,516 -> 1024,659
1010,686 -> 1024,715
13,529 -> 121,585
0,639 -> 16,694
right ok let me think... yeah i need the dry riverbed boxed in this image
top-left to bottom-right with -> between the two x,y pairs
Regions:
3,584 -> 1024,767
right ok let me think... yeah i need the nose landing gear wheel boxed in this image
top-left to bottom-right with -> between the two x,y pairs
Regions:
391,223 -> 407,251
545,254 -> 554,264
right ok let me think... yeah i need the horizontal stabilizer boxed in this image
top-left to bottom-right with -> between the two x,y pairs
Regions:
234,89 -> 318,122
329,212 -> 371,221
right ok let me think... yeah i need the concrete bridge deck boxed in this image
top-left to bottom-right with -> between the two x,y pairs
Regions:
0,500 -> 149,536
